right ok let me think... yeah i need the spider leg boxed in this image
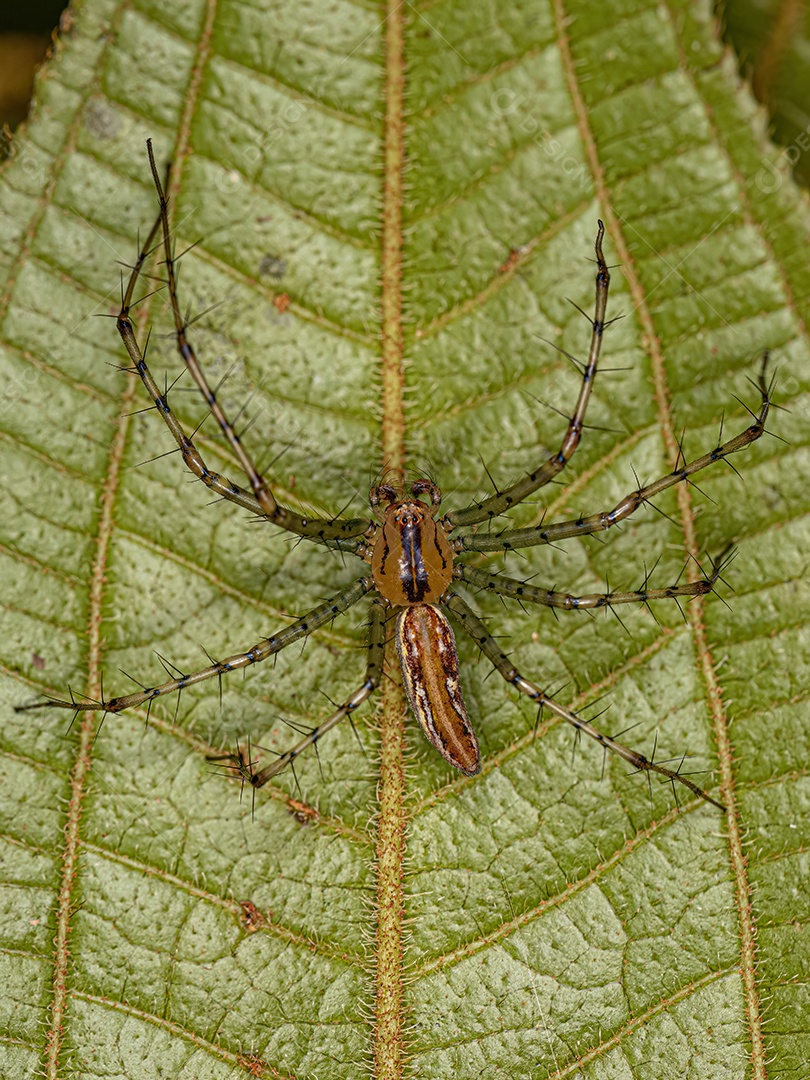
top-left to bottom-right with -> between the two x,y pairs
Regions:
117,201 -> 262,518
444,591 -> 723,809
225,599 -> 386,787
458,358 -> 771,554
456,556 -> 726,611
445,221 -> 610,529
16,577 -> 372,716
117,140 -> 372,543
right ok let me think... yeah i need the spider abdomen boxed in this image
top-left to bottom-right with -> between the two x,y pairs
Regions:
396,604 -> 480,776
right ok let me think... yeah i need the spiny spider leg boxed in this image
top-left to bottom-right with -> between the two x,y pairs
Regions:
444,592 -> 723,809
456,555 -> 726,610
116,189 -> 277,520
445,220 -> 610,529
117,139 -> 372,543
216,600 -> 386,788
16,578 -> 372,716
458,359 -> 771,554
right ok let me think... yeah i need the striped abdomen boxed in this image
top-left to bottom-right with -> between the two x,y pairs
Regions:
396,603 -> 480,776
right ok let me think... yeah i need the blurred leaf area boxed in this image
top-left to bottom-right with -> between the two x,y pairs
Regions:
721,0 -> 810,188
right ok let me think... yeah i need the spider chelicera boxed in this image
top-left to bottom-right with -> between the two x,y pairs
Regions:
19,141 -> 772,809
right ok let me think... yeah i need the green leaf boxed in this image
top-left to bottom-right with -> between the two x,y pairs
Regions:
1,1 -> 809,1077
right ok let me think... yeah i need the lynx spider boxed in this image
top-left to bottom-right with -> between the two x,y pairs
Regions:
19,141 -> 773,809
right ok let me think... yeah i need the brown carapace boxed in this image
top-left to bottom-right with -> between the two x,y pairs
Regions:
17,140 -> 775,811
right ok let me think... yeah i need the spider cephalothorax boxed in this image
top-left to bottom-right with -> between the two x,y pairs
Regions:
368,480 -> 454,605
18,140 -> 774,810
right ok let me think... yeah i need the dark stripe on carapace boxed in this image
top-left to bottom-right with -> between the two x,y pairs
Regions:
399,518 -> 430,602
396,604 -> 480,776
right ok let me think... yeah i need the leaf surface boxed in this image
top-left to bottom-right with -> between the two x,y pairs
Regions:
1,1 -> 809,1078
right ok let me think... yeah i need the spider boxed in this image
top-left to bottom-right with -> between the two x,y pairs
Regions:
18,141 -> 772,810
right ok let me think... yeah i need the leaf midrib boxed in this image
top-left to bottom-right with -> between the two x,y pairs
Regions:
373,3 -> 409,1078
